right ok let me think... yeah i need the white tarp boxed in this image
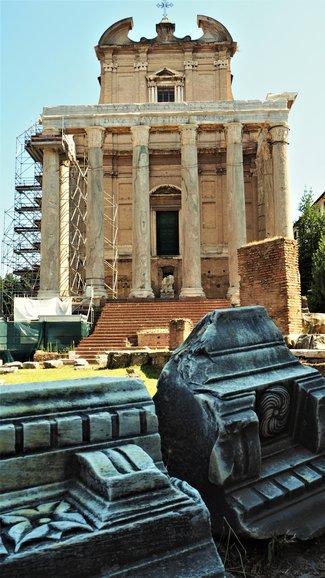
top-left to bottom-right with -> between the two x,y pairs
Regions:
14,297 -> 72,322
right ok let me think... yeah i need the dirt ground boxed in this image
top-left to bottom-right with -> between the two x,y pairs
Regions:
218,531 -> 325,577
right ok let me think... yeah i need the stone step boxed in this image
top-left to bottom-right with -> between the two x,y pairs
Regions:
76,299 -> 231,362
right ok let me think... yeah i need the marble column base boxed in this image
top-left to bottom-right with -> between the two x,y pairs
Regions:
179,287 -> 206,299
128,288 -> 155,299
85,283 -> 107,299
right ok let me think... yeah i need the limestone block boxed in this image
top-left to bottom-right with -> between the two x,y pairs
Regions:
130,352 -> 150,366
43,359 -> 64,369
95,353 -> 108,368
4,362 -> 23,369
74,358 -> 89,367
0,376 -> 226,577
303,313 -> 325,334
109,352 -> 131,368
0,367 -> 18,375
154,305 -> 325,539
22,361 -> 40,369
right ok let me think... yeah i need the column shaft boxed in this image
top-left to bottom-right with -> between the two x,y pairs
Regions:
85,126 -> 107,299
179,124 -> 205,298
129,125 -> 154,299
270,123 -> 293,238
38,147 -> 60,298
226,123 -> 246,305
59,160 -> 70,296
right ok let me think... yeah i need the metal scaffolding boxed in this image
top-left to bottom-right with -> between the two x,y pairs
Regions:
1,124 -> 119,315
1,124 -> 42,316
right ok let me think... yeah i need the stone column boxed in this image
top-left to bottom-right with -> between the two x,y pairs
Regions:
179,124 -> 205,298
85,126 -> 107,299
59,160 -> 70,297
225,122 -> 246,305
269,123 -> 293,238
129,125 -> 154,299
38,146 -> 61,299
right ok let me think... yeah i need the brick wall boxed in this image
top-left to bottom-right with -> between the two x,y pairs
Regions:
238,237 -> 302,334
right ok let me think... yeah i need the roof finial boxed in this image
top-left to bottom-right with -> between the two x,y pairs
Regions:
156,1 -> 174,20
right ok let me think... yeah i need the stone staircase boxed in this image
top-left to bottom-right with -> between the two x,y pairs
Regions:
76,298 -> 231,363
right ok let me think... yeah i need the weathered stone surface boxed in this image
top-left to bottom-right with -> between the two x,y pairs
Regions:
295,334 -> 325,350
74,358 -> 89,367
303,313 -> 325,334
154,306 -> 325,539
4,362 -> 23,369
43,359 -> 64,369
108,352 -> 131,369
0,367 -> 18,375
22,361 -> 40,370
95,353 -> 108,368
0,377 -> 226,577
130,352 -> 150,366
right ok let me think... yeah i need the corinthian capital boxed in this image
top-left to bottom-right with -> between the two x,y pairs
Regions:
269,123 -> 290,144
180,124 -> 198,146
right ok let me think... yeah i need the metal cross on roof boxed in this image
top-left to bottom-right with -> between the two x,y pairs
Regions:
157,1 -> 174,19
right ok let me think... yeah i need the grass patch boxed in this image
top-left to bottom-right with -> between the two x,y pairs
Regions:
1,365 -> 159,397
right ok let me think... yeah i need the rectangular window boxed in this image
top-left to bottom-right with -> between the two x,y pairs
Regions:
157,86 -> 175,102
156,211 -> 179,256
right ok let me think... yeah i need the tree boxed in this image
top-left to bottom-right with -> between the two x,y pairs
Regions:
308,234 -> 325,312
296,189 -> 325,298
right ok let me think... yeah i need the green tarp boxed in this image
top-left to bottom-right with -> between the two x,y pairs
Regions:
0,320 -> 89,361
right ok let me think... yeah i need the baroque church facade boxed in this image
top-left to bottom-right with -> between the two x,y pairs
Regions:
35,15 -> 296,304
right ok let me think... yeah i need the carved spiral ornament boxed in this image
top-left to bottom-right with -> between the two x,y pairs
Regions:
258,385 -> 291,439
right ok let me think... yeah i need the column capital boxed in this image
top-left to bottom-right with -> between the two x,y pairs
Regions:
224,122 -> 243,144
131,125 -> 150,146
86,126 -> 106,148
269,123 -> 289,144
179,124 -> 198,146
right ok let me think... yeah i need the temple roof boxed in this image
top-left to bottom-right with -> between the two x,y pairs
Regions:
97,15 -> 234,47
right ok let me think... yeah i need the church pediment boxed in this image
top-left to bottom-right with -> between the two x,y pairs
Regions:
148,67 -> 183,81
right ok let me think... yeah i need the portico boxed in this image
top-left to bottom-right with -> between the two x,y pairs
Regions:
35,15 -> 296,305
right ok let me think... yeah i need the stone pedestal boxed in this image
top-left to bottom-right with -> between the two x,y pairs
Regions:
169,318 -> 193,350
85,126 -> 107,299
179,125 -> 205,298
270,123 -> 293,239
38,147 -> 61,299
225,123 -> 246,305
129,125 -> 154,299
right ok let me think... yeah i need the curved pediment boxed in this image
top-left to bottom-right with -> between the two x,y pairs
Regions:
98,17 -> 134,46
197,15 -> 233,43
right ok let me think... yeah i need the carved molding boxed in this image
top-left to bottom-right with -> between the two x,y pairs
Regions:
103,62 -> 118,72
258,384 -> 291,439
134,61 -> 148,71
214,59 -> 228,70
184,60 -> 198,70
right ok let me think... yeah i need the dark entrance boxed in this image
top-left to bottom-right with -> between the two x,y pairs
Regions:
156,211 -> 179,256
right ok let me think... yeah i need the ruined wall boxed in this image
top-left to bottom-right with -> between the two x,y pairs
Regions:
238,237 -> 302,334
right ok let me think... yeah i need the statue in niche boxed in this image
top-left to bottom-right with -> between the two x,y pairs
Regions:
160,274 -> 174,298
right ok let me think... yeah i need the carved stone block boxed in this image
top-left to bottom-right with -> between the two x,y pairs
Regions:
0,377 -> 226,577
154,306 -> 325,539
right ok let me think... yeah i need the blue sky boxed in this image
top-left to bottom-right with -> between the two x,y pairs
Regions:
1,0 -> 325,248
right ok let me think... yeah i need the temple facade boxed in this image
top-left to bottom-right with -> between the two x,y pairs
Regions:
35,15 -> 296,304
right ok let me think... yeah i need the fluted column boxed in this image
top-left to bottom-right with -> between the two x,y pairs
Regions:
38,146 -> 61,298
269,123 -> 293,238
59,159 -> 70,297
129,125 -> 154,299
225,122 -> 246,305
85,126 -> 107,299
179,124 -> 205,298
